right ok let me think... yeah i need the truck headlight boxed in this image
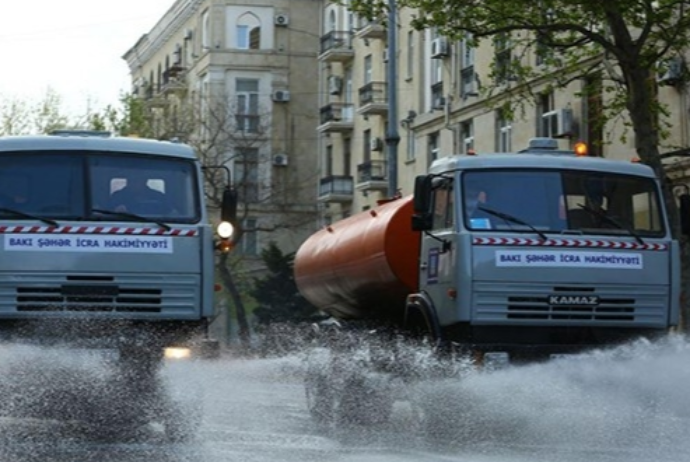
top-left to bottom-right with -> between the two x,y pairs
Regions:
164,347 -> 191,360
217,221 -> 234,239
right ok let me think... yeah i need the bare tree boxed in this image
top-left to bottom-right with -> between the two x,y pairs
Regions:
127,84 -> 319,349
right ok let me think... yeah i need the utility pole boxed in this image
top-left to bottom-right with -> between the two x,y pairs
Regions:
386,0 -> 400,198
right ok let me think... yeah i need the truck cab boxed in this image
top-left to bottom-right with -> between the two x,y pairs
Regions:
411,138 -> 680,361
0,132 -> 236,360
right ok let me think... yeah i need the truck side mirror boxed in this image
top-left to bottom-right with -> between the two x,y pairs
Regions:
221,187 -> 238,223
679,193 -> 690,235
412,175 -> 433,231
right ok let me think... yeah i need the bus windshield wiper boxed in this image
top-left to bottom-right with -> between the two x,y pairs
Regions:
576,203 -> 644,245
92,208 -> 171,231
0,207 -> 58,227
477,206 -> 548,240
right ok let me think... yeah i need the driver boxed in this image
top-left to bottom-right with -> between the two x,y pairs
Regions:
464,179 -> 491,228
109,171 -> 172,215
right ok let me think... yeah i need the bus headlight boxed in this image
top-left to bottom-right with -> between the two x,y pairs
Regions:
217,221 -> 234,239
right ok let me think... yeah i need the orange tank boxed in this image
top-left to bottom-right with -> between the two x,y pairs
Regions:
294,195 -> 420,320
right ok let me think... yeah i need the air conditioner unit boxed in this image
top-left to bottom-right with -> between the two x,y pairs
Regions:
541,108 -> 573,138
657,56 -> 685,86
272,90 -> 291,102
273,153 -> 289,166
328,75 -> 343,95
183,29 -> 193,40
370,137 -> 383,151
431,37 -> 449,59
275,14 -> 290,27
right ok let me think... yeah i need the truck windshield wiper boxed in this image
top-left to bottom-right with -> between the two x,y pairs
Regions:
0,207 -> 58,227
477,206 -> 548,240
576,203 -> 644,245
92,208 -> 171,232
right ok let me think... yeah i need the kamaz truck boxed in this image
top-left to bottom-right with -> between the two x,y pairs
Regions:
0,131 -> 236,439
294,138 -> 681,426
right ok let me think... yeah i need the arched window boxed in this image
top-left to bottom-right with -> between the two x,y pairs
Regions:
327,10 -> 337,32
237,12 -> 261,50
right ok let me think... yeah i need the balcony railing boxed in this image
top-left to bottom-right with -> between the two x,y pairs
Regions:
319,31 -> 354,62
318,175 -> 354,202
357,159 -> 387,183
358,82 -> 388,115
318,103 -> 355,132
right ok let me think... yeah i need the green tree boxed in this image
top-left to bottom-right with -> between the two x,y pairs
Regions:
251,242 -> 318,325
350,0 -> 690,329
0,88 -> 73,135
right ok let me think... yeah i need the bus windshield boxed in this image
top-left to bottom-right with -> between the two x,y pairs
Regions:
0,151 -> 200,224
463,169 -> 665,237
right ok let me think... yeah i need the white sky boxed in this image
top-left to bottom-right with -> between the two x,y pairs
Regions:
0,0 -> 176,116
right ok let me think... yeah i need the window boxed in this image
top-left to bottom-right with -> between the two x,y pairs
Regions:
343,138 -> 352,176
496,108 -> 512,152
363,129 -> 372,162
240,218 -> 258,255
432,179 -> 454,230
325,145 -> 333,176
494,33 -> 512,83
428,132 -> 439,166
406,129 -> 416,162
462,169 -> 664,236
0,152 -> 199,223
364,55 -> 372,84
406,31 -> 414,80
346,1 -> 355,32
535,31 -> 552,66
537,92 -> 554,137
201,10 -> 210,48
234,148 -> 260,202
237,13 -> 261,50
327,9 -> 336,32
236,78 -> 260,133
460,120 -> 474,154
344,67 -> 353,104
585,73 -> 603,157
460,35 -> 476,98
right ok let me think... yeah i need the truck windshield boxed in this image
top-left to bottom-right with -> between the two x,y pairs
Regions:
463,169 -> 664,237
0,151 -> 200,224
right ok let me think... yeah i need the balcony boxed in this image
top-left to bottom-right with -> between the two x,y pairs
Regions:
357,82 -> 388,116
356,159 -> 388,192
319,31 -> 354,62
355,19 -> 386,40
161,67 -> 188,96
318,175 -> 354,203
318,103 -> 355,133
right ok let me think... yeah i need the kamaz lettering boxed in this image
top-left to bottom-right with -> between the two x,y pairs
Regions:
548,295 -> 600,306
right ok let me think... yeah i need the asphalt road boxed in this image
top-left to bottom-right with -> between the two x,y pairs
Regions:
0,337 -> 689,462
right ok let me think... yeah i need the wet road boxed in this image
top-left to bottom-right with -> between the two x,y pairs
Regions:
0,337 -> 689,462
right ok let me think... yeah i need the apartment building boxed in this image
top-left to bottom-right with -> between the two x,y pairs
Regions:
122,0 -> 322,266
317,2 -> 690,224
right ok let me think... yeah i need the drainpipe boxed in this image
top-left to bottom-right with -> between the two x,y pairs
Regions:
386,0 -> 400,197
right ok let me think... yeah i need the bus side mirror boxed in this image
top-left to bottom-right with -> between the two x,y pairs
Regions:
221,187 -> 237,223
679,193 -> 690,236
412,175 -> 433,231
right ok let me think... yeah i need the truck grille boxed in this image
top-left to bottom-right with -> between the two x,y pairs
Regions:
16,285 -> 162,313
507,294 -> 635,321
472,282 -> 669,326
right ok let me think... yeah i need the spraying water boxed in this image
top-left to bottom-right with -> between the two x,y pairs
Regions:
0,335 -> 687,462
